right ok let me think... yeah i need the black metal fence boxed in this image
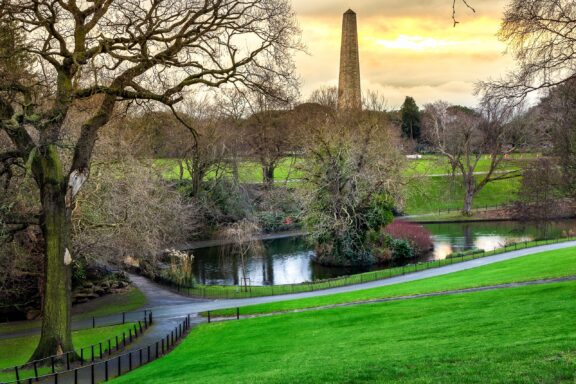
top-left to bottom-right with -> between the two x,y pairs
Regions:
2,315 -> 191,384
1,311 -> 153,383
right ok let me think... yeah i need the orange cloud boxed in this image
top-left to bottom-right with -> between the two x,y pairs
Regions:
292,0 -> 511,107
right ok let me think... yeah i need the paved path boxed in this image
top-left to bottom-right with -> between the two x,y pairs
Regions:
139,240 -> 576,322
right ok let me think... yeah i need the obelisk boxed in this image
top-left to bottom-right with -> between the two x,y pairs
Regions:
337,9 -> 362,111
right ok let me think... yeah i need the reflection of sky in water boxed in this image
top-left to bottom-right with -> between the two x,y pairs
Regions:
432,242 -> 452,260
192,220 -> 576,286
429,234 -> 534,259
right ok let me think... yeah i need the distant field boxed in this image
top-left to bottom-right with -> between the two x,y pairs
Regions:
404,153 -> 533,176
157,154 -> 529,214
155,157 -> 305,183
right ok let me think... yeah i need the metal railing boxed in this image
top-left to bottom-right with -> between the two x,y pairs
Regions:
2,315 -> 191,384
1,311 -> 153,383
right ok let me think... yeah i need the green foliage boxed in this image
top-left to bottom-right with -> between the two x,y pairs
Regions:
400,96 -> 421,141
390,238 -> 413,259
365,193 -> 394,229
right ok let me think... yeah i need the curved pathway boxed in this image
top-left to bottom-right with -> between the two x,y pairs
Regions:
125,240 -> 576,327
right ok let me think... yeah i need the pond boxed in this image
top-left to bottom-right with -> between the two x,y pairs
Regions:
190,219 -> 576,286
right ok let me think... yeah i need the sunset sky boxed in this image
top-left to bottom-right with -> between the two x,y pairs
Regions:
291,0 -> 514,109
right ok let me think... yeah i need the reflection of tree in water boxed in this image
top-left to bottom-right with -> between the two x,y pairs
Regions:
221,220 -> 264,291
463,224 -> 474,249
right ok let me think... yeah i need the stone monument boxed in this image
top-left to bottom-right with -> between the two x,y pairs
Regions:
338,9 -> 362,111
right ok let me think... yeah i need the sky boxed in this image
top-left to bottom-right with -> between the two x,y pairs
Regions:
291,0 -> 515,109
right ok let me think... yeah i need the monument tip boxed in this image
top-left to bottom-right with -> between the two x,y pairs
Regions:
344,9 -> 356,15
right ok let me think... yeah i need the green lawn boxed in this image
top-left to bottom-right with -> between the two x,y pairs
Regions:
207,246 -> 576,317
112,281 -> 576,384
0,323 -> 138,382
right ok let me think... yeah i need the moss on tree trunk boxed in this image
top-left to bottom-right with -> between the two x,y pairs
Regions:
30,145 -> 75,361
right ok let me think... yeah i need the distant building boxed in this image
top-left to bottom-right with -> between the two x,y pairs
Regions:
338,9 -> 362,111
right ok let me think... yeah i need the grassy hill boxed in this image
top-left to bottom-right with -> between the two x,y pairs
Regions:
112,281 -> 575,384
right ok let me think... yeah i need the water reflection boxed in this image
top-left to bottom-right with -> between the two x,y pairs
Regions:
190,219 -> 576,286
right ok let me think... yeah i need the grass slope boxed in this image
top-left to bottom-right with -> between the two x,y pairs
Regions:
404,175 -> 520,214
209,246 -> 576,317
112,281 -> 576,384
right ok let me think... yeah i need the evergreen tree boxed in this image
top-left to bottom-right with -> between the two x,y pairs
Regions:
400,96 -> 422,141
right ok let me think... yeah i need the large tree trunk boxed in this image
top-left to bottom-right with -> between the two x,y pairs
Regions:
30,145 -> 74,361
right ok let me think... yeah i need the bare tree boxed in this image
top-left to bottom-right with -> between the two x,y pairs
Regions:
221,219 -> 263,291
477,0 -> 576,100
0,0 -> 300,359
424,100 -> 524,215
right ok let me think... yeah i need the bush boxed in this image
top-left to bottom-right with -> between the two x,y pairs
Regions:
383,219 -> 433,256
371,233 -> 415,261
390,238 -> 414,259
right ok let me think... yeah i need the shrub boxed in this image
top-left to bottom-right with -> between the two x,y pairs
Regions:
371,233 -> 414,261
390,238 -> 413,259
383,219 -> 433,256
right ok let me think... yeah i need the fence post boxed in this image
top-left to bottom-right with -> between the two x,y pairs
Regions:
74,368 -> 78,384
92,316 -> 95,328
115,336 -> 119,351
237,307 -> 240,320
14,366 -> 20,383
129,352 -> 132,371
105,360 -> 109,381
208,311 -> 211,323
108,339 -> 112,356
122,312 -> 126,324
66,351 -> 70,370
91,363 -> 95,384
51,356 -> 55,373
33,361 -> 38,379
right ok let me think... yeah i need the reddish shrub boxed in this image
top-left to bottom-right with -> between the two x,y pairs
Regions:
383,219 -> 434,256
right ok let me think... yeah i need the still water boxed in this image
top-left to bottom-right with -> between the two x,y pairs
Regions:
191,220 -> 576,286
